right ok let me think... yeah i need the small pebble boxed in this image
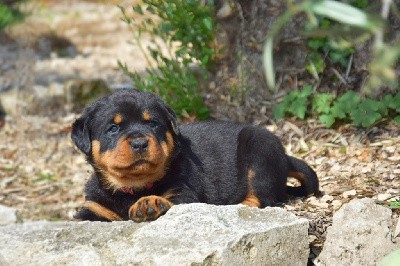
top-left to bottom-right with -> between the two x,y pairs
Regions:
342,190 -> 357,198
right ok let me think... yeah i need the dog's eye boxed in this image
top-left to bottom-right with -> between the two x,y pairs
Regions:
107,124 -> 120,134
147,120 -> 159,128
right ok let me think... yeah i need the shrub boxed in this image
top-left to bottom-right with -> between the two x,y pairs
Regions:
118,0 -> 216,120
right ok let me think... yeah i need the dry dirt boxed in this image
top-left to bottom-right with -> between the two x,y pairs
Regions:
0,0 -> 399,258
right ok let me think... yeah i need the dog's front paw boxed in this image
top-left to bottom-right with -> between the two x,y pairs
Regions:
129,196 -> 173,222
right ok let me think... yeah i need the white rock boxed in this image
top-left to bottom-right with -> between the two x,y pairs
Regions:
0,205 -> 17,225
320,195 -> 334,203
331,200 -> 342,209
0,204 -> 310,266
342,189 -> 357,198
394,216 -> 400,239
376,193 -> 393,201
318,198 -> 398,266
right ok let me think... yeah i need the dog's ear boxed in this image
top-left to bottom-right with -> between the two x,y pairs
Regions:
164,105 -> 180,136
71,116 -> 91,155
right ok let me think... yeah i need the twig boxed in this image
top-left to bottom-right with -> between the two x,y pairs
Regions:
345,54 -> 353,80
331,68 -> 347,85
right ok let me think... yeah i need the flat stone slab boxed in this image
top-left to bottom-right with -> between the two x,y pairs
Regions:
0,203 -> 309,265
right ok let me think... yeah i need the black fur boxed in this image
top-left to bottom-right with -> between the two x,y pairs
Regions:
72,89 -> 319,221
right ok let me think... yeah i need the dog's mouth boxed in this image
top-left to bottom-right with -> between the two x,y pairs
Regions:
113,158 -> 157,170
91,132 -> 175,191
132,159 -> 150,166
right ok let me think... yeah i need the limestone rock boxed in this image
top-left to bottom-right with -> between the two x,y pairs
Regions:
318,198 -> 399,266
0,204 -> 309,265
0,205 -> 17,225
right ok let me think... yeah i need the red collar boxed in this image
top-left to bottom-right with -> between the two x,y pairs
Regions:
119,182 -> 153,195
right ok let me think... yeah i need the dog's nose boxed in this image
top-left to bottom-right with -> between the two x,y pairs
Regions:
131,138 -> 148,153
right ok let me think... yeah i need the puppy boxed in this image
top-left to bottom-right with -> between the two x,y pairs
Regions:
71,89 -> 319,222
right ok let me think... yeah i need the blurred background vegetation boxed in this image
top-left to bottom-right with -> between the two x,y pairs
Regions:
1,0 -> 399,128
0,0 -> 26,30
264,0 -> 400,127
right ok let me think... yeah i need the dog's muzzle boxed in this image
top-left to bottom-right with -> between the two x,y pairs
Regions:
131,138 -> 149,154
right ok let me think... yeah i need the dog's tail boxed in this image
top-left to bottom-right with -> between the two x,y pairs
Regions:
286,156 -> 320,197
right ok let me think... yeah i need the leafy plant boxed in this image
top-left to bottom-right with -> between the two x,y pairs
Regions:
274,86 -> 400,128
0,1 -> 25,31
305,15 -> 356,78
273,85 -> 313,119
263,0 -> 400,93
118,0 -> 216,120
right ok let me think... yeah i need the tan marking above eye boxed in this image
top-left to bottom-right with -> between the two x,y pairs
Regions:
113,114 -> 123,124
143,110 -> 151,121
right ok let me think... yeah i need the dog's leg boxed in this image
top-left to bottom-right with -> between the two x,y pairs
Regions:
76,201 -> 123,221
237,126 -> 289,207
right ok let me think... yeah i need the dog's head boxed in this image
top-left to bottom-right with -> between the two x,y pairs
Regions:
71,89 -> 179,192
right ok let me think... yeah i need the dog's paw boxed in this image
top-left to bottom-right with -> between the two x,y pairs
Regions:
129,196 -> 173,222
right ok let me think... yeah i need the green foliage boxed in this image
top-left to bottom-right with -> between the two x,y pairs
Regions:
0,2 -> 24,31
274,87 -> 400,128
264,0 -> 400,93
305,16 -> 355,76
273,86 -> 313,120
118,0 -> 216,120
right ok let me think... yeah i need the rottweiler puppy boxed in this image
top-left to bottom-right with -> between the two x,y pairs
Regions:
71,89 -> 319,222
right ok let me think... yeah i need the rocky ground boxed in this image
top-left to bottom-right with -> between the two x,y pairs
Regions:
0,0 -> 399,259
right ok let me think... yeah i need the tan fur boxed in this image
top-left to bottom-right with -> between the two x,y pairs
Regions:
91,134 -> 171,191
240,168 -> 261,207
83,201 -> 122,221
143,110 -> 151,121
241,193 -> 261,207
113,114 -> 123,124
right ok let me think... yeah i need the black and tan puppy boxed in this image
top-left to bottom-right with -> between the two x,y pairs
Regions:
71,89 -> 319,222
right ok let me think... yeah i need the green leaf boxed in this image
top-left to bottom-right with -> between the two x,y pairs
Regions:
146,5 -> 155,14
308,38 -> 326,50
132,5 -> 143,15
299,85 -> 313,97
328,48 -> 353,67
273,103 -> 287,120
336,91 -> 361,114
306,52 -> 326,74
160,22 -> 173,34
290,100 -> 308,119
285,86 -> 313,119
313,93 -> 335,114
339,147 -> 347,154
394,115 -> 400,124
309,0 -> 381,30
319,114 -> 336,127
375,101 -> 388,116
382,94 -> 393,108
389,92 -> 400,111
202,17 -> 213,30
350,99 -> 382,127
351,0 -> 369,9
330,101 -> 347,119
